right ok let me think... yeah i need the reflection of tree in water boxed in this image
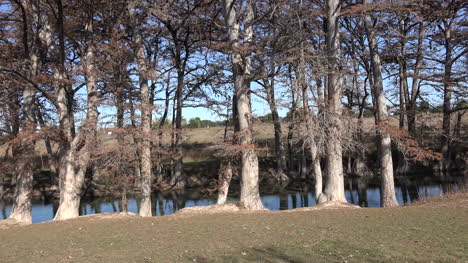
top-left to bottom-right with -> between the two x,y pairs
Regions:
348,179 -> 355,204
400,182 -> 409,204
301,192 -> 309,207
301,185 -> 310,207
154,192 -> 165,216
279,192 -> 288,210
408,183 -> 420,203
441,183 -> 453,195
79,204 -> 87,216
291,193 -> 297,209
356,178 -> 368,207
111,201 -> 118,213
171,191 -> 186,213
0,200 -> 6,219
92,201 -> 101,214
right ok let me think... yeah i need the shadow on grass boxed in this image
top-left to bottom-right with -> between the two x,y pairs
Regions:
190,247 -> 305,263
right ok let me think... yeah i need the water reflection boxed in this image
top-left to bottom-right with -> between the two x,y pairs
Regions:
0,176 -> 465,224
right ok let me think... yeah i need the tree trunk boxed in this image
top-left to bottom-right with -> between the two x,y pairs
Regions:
129,0 -> 153,217
454,111 -> 462,138
441,27 -> 453,170
8,86 -> 35,224
263,78 -> 288,178
8,0 -> 43,224
221,0 -> 264,211
287,85 -> 298,171
116,86 -> 124,129
8,23 -> 42,224
398,32 -> 407,130
321,0 -> 346,203
121,189 -> 128,213
364,4 -> 398,207
217,161 -> 232,205
54,14 -> 100,220
128,94 -> 142,180
171,71 -> 185,188
54,151 -> 86,220
310,143 -> 323,201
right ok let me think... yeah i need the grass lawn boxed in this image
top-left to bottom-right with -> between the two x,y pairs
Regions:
0,193 -> 467,263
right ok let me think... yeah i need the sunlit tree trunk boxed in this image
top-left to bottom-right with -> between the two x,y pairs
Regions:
54,13 -> 100,220
129,0 -> 153,217
321,0 -> 346,203
363,2 -> 398,207
8,0 -> 38,224
221,0 -> 264,210
217,161 -> 232,205
9,84 -> 35,224
310,142 -> 323,201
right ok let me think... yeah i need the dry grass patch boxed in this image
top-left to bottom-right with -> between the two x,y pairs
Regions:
0,193 -> 466,262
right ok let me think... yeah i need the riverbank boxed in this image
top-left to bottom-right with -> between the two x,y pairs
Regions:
0,193 -> 466,262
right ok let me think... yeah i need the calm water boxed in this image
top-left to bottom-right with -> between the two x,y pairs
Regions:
0,176 -> 465,223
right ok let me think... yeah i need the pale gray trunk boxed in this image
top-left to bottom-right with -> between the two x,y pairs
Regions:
54,16 -> 100,220
217,162 -> 232,205
364,3 -> 398,207
8,0 -> 41,224
54,151 -> 86,220
120,190 -> 128,213
310,143 -> 323,201
9,86 -> 35,224
263,78 -> 288,179
221,0 -> 264,210
321,0 -> 346,203
129,1 -> 153,217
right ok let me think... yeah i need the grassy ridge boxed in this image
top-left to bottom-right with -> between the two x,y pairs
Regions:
0,194 -> 466,262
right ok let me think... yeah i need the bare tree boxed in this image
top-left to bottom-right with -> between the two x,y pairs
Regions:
363,0 -> 398,207
220,0 -> 264,210
320,0 -> 347,203
128,0 -> 153,217
54,1 -> 100,220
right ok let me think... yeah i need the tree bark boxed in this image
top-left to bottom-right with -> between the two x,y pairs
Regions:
364,3 -> 398,207
9,85 -> 35,224
310,142 -> 323,201
263,78 -> 288,179
217,161 -> 232,205
54,14 -> 100,220
397,19 -> 407,130
221,0 -> 264,210
441,26 -> 453,169
171,71 -> 186,189
321,0 -> 347,203
8,0 -> 39,224
407,23 -> 424,135
129,0 -> 153,217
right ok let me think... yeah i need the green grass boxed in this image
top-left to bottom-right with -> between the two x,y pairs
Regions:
0,194 -> 467,263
